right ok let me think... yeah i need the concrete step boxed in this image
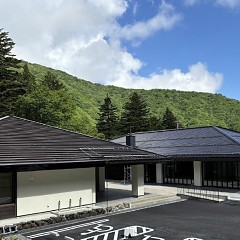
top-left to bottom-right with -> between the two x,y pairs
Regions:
228,194 -> 240,201
177,193 -> 227,202
129,195 -> 181,209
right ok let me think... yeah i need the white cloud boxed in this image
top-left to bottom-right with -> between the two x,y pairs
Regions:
133,2 -> 139,16
215,0 -> 240,8
109,62 -> 223,93
47,36 -> 143,85
183,0 -> 240,8
183,0 -> 200,7
118,1 -> 182,42
1,0 -> 128,70
0,0 -> 222,94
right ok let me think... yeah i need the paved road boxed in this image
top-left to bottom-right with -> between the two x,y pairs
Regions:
22,199 -> 240,240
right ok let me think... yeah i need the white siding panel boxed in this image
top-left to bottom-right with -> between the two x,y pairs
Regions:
194,161 -> 202,187
17,168 -> 96,216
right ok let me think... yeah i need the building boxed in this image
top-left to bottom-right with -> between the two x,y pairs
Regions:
0,116 -> 163,220
112,126 -> 240,189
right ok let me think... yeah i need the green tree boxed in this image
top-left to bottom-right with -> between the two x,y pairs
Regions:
120,92 -> 149,133
162,107 -> 178,129
64,107 -> 98,136
20,63 -> 36,93
96,95 -> 118,139
43,71 -> 64,90
17,72 -> 75,126
0,29 -> 23,116
149,115 -> 162,131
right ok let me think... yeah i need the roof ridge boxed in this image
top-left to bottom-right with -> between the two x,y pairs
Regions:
213,126 -> 240,146
0,116 -> 10,121
112,126 -> 215,139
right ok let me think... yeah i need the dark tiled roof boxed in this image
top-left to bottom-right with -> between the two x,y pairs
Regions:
112,126 -> 240,159
0,116 -> 163,169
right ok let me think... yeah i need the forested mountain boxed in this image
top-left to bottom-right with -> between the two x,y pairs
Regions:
25,62 -> 240,135
1,28 -> 239,138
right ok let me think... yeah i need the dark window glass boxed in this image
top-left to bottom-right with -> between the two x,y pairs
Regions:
144,164 -> 156,183
203,161 -> 240,189
0,172 -> 13,205
163,161 -> 193,185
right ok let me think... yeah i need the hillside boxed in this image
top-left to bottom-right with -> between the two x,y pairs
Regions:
27,62 -> 240,134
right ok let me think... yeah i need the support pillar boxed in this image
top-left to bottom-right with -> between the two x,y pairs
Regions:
194,161 -> 202,186
98,167 -> 105,191
131,165 -> 144,197
156,163 -> 163,184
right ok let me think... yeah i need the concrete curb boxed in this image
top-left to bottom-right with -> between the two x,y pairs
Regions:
5,203 -> 130,232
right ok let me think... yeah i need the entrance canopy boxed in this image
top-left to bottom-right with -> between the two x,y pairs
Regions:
0,116 -> 165,171
113,126 -> 240,161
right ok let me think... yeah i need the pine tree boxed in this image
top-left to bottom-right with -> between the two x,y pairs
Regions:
96,95 -> 118,139
120,92 -> 149,133
0,29 -> 23,116
149,115 -> 162,131
43,71 -> 64,91
20,63 -> 36,93
162,107 -> 178,129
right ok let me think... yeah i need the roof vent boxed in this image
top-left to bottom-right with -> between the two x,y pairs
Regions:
126,135 -> 135,147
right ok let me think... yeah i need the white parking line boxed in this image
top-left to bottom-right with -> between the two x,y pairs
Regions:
64,236 -> 75,240
27,219 -> 109,239
81,224 -> 113,236
80,226 -> 154,240
26,199 -> 184,239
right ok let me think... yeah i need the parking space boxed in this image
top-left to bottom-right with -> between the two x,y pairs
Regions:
23,199 -> 240,240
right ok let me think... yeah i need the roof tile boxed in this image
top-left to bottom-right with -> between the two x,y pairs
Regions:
0,116 -> 163,168
113,126 -> 240,157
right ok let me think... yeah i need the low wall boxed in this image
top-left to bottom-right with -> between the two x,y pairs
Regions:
15,203 -> 130,231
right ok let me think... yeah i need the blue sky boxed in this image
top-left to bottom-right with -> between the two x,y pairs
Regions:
0,0 -> 240,100
120,0 -> 240,100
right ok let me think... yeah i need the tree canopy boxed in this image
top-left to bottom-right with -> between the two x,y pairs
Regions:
120,92 -> 150,134
0,28 -> 24,116
24,62 -> 240,136
43,71 -> 64,90
162,107 -> 178,129
96,94 -> 118,139
17,71 -> 75,126
20,63 -> 36,93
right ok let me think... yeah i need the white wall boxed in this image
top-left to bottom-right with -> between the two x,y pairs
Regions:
131,165 -> 144,197
194,161 -> 202,186
17,168 -> 96,216
156,163 -> 163,184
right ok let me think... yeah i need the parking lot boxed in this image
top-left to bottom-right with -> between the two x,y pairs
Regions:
22,199 -> 240,240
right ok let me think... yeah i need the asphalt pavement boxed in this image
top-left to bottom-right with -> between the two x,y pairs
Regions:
22,199 -> 240,240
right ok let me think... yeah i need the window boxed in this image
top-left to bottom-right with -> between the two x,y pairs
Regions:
163,161 -> 194,185
203,161 -> 240,189
0,172 -> 13,205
